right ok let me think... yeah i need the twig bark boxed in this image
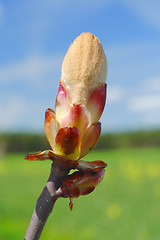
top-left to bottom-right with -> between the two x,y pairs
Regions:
24,162 -> 69,240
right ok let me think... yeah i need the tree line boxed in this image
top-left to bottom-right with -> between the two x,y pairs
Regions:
0,129 -> 160,153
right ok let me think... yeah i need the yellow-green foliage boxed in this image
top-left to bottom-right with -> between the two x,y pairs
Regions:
0,148 -> 160,240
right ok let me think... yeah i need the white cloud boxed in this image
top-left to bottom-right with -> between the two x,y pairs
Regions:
143,113 -> 160,127
0,95 -> 26,130
107,85 -> 125,103
0,54 -> 62,85
143,77 -> 160,92
0,93 -> 46,132
128,94 -> 160,112
0,53 -> 64,132
127,76 -> 160,112
106,39 -> 160,64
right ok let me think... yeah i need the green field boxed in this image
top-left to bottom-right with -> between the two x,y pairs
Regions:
0,148 -> 160,240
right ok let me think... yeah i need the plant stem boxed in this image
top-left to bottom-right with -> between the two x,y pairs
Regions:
24,162 -> 69,240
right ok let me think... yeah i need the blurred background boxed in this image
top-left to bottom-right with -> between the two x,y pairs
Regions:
0,1 -> 160,240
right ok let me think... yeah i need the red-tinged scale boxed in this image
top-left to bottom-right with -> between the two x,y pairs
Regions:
86,83 -> 107,123
55,82 -> 68,108
57,169 -> 105,209
80,122 -> 101,158
55,127 -> 81,155
60,103 -> 90,135
25,152 -> 50,161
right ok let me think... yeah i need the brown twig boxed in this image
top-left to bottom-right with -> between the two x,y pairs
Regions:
24,162 -> 69,240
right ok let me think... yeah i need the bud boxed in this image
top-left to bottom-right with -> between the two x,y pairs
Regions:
56,169 -> 105,210
45,32 -> 107,160
25,33 -> 108,210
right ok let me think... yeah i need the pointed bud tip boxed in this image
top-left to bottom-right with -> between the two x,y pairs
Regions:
61,32 -> 107,104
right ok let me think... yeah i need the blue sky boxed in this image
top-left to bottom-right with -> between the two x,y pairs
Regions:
0,0 -> 160,133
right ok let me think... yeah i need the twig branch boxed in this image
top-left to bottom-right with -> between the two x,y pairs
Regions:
24,162 -> 69,240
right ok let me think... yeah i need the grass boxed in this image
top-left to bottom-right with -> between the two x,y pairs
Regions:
0,148 -> 160,240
